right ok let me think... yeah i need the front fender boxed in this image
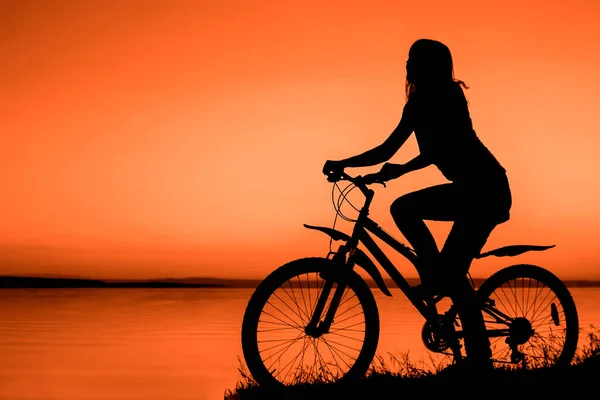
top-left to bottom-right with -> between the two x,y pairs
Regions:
303,224 -> 350,241
304,223 -> 391,296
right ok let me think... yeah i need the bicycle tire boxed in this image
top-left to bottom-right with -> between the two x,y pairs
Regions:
476,264 -> 579,369
241,257 -> 380,387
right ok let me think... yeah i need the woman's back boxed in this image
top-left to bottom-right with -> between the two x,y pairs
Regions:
408,82 -> 505,183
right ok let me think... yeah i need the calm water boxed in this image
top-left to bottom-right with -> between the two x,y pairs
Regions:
1,287 -> 599,400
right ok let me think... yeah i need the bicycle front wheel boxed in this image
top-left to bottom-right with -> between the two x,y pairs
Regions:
241,257 -> 380,387
476,264 -> 579,369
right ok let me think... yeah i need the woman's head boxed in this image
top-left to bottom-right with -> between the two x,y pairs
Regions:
405,39 -> 467,99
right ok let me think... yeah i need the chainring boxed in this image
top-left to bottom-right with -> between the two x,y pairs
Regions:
421,320 -> 451,353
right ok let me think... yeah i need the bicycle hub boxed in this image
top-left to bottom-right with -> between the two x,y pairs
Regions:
507,317 -> 534,346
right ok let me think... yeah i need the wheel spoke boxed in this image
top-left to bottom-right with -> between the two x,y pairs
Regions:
321,337 -> 353,370
296,275 -> 312,323
261,308 -> 303,330
329,331 -> 364,342
261,332 -> 304,363
329,321 -> 365,333
530,288 -> 554,323
331,310 -> 364,326
273,290 -> 307,324
284,279 -> 309,323
473,267 -> 577,371
244,261 -> 377,386
332,300 -> 362,320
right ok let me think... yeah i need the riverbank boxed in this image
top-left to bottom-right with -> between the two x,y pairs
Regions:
226,330 -> 600,399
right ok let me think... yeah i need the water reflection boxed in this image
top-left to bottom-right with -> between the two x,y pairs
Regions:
0,288 -> 598,400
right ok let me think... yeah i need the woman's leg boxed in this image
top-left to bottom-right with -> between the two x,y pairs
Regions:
450,275 -> 494,369
390,183 -> 461,279
442,218 -> 498,367
439,218 -> 497,279
440,177 -> 511,368
391,184 -> 501,367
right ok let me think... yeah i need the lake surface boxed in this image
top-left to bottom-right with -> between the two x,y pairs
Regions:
1,287 -> 599,400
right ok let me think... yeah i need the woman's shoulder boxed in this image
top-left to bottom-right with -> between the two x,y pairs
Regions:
444,81 -> 466,97
409,83 -> 465,106
442,82 -> 469,108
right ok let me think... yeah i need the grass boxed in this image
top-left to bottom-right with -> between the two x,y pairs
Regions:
225,326 -> 600,399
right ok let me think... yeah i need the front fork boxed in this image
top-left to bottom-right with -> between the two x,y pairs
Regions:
305,246 -> 354,338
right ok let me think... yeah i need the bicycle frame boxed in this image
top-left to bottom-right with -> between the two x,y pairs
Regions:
305,172 -> 516,343
306,173 -> 442,336
343,216 -> 432,318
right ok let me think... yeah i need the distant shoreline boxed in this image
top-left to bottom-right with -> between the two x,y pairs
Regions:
2,275 -> 600,289
0,276 -> 227,289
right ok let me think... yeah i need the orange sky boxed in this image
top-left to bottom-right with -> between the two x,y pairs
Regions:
1,0 -> 600,280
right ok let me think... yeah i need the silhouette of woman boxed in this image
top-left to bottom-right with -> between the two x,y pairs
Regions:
323,38 -> 512,368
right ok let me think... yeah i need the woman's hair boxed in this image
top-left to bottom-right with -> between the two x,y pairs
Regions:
405,39 -> 468,100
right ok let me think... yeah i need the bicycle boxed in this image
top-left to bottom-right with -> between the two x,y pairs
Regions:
241,170 -> 579,387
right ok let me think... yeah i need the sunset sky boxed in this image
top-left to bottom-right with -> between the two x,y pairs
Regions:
1,0 -> 600,280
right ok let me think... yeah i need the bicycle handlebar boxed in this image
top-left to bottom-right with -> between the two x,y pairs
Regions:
324,170 -> 385,197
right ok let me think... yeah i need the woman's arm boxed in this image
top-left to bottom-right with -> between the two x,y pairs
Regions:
340,102 -> 415,168
400,153 -> 431,174
377,153 -> 432,181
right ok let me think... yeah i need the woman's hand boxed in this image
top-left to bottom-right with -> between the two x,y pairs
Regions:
379,162 -> 406,181
361,163 -> 405,185
363,163 -> 406,184
322,160 -> 345,176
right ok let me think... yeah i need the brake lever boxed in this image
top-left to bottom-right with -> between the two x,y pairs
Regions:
359,174 -> 386,188
326,173 -> 344,183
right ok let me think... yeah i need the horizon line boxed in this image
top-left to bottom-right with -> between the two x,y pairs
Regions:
3,275 -> 600,289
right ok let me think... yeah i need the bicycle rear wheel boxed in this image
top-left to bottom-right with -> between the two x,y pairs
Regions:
476,264 -> 579,369
241,257 -> 379,387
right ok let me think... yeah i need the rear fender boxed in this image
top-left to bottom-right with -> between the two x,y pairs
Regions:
476,244 -> 555,259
